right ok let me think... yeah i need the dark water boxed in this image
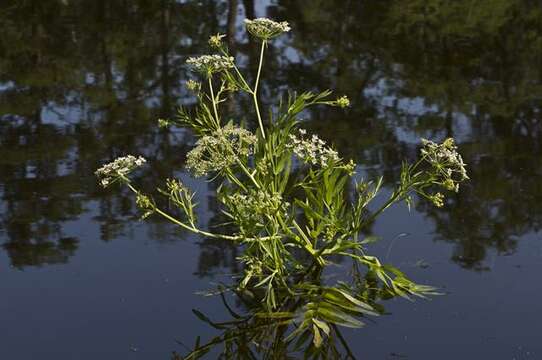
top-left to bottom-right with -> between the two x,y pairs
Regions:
1,1 -> 541,359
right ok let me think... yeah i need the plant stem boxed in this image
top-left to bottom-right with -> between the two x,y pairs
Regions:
208,76 -> 261,190
208,77 -> 220,127
359,190 -> 402,229
124,181 -> 278,242
359,157 -> 428,230
235,159 -> 261,189
252,40 -> 267,139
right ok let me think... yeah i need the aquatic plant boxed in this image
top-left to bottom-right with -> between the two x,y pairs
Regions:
96,18 -> 468,357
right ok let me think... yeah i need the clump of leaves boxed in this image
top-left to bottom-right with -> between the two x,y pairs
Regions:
96,18 -> 468,357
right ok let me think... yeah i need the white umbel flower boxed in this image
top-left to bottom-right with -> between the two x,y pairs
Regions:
244,18 -> 290,40
420,138 -> 469,192
186,55 -> 234,75
95,155 -> 146,187
287,129 -> 340,168
186,124 -> 257,177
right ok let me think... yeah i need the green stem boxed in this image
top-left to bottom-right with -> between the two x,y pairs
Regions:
219,48 -> 252,92
252,40 -> 267,139
235,159 -> 261,189
208,77 -> 220,127
124,181 -> 277,242
209,76 -> 260,190
358,155 -> 428,230
360,190 -> 402,229
224,169 -> 249,192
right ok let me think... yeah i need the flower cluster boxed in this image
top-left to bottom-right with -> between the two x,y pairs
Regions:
164,178 -> 197,225
428,192 -> 445,207
287,129 -> 341,168
158,118 -> 169,128
335,95 -> 350,108
166,178 -> 189,195
186,124 -> 257,177
208,33 -> 226,49
186,55 -> 234,75
95,155 -> 146,187
225,190 -> 286,231
136,193 -> 155,219
421,138 -> 469,192
244,18 -> 291,40
186,79 -> 201,92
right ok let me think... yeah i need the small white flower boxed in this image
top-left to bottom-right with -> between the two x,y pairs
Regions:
185,79 -> 201,92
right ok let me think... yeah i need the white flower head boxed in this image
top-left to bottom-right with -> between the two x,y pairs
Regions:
286,129 -> 340,168
225,190 -> 285,229
186,124 -> 257,177
95,155 -> 147,187
420,138 -> 469,192
244,18 -> 290,40
186,55 -> 234,76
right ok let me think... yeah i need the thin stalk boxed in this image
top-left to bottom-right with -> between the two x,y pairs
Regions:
252,40 -> 267,139
224,169 -> 249,192
235,159 -> 261,189
208,76 -> 260,190
359,155 -> 428,230
124,181 -> 278,242
218,47 -> 252,92
208,77 -> 220,126
360,190 -> 402,229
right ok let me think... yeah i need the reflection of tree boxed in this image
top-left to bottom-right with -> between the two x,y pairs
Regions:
0,0 -> 541,272
0,113 -> 83,267
0,0 -> 225,267
274,0 -> 542,270
415,134 -> 542,270
377,0 -> 542,269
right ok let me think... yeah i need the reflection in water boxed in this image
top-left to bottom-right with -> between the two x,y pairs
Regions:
276,0 -> 542,270
173,277 -> 383,360
172,309 -> 357,358
1,1 -> 541,271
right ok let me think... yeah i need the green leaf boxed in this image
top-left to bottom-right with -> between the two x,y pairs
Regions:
361,235 -> 380,244
312,318 -> 331,336
312,324 -> 323,348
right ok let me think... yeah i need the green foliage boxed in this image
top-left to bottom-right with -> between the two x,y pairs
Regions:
96,18 -> 468,357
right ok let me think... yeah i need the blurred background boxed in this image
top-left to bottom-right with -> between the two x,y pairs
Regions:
0,0 -> 541,359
